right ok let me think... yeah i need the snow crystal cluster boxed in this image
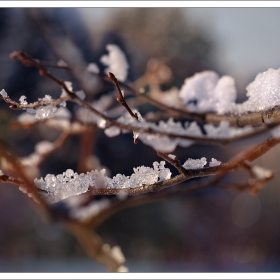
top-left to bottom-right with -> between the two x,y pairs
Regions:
103,109 -> 252,152
179,71 -> 237,114
182,157 -> 221,169
183,157 -> 207,169
35,161 -> 171,204
100,44 -> 129,82
204,120 -> 253,138
17,94 -> 67,120
178,68 -> 280,115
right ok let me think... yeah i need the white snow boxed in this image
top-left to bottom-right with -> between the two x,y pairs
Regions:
19,95 -> 27,105
238,68 -> 280,113
0,89 -> 8,98
178,71 -> 237,114
168,154 -> 176,160
209,158 -> 222,167
35,161 -> 171,204
100,44 -> 129,82
183,157 -> 207,169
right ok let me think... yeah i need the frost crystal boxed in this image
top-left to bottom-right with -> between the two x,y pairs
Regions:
204,121 -> 253,138
209,158 -> 222,167
237,68 -> 280,113
179,71 -> 237,114
87,63 -> 100,74
0,89 -> 8,98
19,95 -> 27,105
100,44 -> 129,82
183,157 -> 207,169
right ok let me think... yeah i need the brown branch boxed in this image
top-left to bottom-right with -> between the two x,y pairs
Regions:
108,72 -> 138,121
10,51 -> 280,147
87,135 -> 280,196
20,53 -> 280,128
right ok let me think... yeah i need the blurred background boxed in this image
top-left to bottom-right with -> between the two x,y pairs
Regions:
0,7 -> 280,272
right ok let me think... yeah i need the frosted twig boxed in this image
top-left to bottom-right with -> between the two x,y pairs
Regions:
9,52 -> 280,148
19,54 -> 280,129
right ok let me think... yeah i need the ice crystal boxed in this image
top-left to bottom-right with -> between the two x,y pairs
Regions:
183,157 -> 207,169
204,121 -> 253,138
209,158 -> 222,167
0,89 -> 8,98
100,44 -> 129,82
19,95 -> 27,105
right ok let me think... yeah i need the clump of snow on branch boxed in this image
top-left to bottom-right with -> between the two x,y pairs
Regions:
179,71 -> 237,114
183,157 -> 207,169
35,161 -> 171,204
17,93 -> 68,120
236,68 -> 280,113
204,121 -> 253,138
100,44 -> 129,82
209,158 -> 222,167
103,110 -> 251,152
168,154 -> 177,160
178,68 -> 280,115
0,89 -> 8,98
